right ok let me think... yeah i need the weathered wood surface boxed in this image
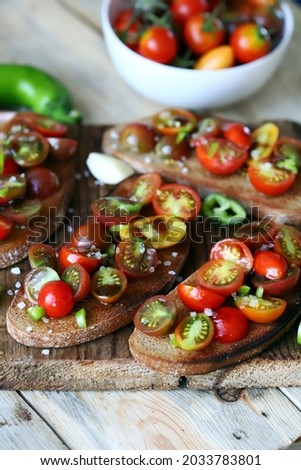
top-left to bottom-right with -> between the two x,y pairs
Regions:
1,0 -> 301,451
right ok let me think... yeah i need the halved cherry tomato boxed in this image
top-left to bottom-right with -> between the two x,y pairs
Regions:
273,225 -> 301,267
223,122 -> 252,150
230,22 -> 271,63
195,137 -> 248,175
119,122 -> 157,153
38,280 -> 75,318
253,250 -> 287,280
0,174 -> 26,205
172,313 -> 214,351
247,162 -> 296,196
119,215 -> 187,249
48,137 -> 78,160
152,183 -> 201,221
210,238 -> 254,273
212,306 -> 249,343
5,131 -> 49,168
251,264 -> 300,296
113,8 -> 141,50
184,13 -> 225,55
138,26 -> 178,64
130,173 -> 162,206
234,294 -> 287,323
152,108 -> 197,136
115,239 -> 158,279
190,117 -> 222,144
134,295 -> 177,336
155,135 -> 191,161
0,213 -> 13,240
91,196 -> 142,227
8,112 -> 68,137
24,266 -> 60,303
61,263 -> 91,302
197,259 -> 245,296
26,167 -> 60,199
234,219 -> 277,249
71,222 -> 110,251
91,266 -> 127,303
58,244 -> 102,273
28,243 -> 59,270
250,122 -> 279,161
5,199 -> 42,225
177,284 -> 225,311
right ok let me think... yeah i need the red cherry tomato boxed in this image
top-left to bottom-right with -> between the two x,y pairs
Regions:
197,259 -> 245,296
210,238 -> 254,273
138,26 -> 178,64
253,250 -> 287,280
0,213 -> 14,241
213,306 -> 249,343
230,22 -> 271,63
1,156 -> 19,175
119,122 -> 157,153
4,199 -> 42,224
171,0 -> 210,24
177,284 -> 225,311
247,162 -> 296,196
223,122 -> 252,150
184,13 -> 225,55
8,112 -> 68,137
195,137 -> 248,175
59,244 -> 102,274
152,183 -> 201,221
38,280 -> 75,318
113,8 -> 141,50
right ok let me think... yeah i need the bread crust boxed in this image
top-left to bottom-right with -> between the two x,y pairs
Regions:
129,271 -> 301,375
102,117 -> 301,225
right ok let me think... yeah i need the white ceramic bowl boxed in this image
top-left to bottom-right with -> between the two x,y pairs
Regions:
101,0 -> 294,109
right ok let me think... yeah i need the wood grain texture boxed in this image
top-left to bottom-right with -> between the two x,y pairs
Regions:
1,124 -> 301,391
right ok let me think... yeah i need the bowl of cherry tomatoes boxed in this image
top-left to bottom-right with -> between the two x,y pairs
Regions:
101,0 -> 294,109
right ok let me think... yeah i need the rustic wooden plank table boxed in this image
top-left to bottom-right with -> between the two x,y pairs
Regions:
1,0 -> 301,450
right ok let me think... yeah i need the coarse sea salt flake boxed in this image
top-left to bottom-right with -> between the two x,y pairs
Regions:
164,260 -> 171,266
168,270 -> 176,275
42,349 -> 50,356
171,252 -> 178,257
11,267 -> 21,275
17,301 -> 26,309
7,289 -> 14,296
15,281 -> 21,288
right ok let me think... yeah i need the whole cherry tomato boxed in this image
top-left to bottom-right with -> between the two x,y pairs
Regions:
113,8 -> 141,51
38,280 -> 75,318
184,13 -> 225,55
171,0 -> 210,25
253,250 -> 287,280
138,26 -> 178,64
213,306 -> 249,343
230,22 -> 271,63
223,122 -> 252,150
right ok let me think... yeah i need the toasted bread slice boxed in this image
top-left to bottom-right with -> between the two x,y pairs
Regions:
129,271 -> 301,376
6,173 -> 191,348
102,116 -> 301,225
0,148 -> 75,269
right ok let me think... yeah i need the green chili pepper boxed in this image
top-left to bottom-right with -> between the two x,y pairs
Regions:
0,64 -> 82,124
202,192 -> 247,225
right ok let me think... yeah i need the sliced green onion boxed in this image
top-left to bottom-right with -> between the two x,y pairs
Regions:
297,322 -> 301,346
256,286 -> 264,298
75,307 -> 87,329
237,285 -> 251,295
27,306 -> 45,321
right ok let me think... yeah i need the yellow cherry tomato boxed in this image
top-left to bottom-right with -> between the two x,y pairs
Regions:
249,122 -> 279,161
194,45 -> 235,70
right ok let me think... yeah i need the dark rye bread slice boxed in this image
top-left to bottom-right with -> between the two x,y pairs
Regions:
102,117 -> 301,226
6,237 -> 190,348
0,156 -> 75,269
129,271 -> 301,376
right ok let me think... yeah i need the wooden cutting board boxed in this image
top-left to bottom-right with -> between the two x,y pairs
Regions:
1,124 -> 301,391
